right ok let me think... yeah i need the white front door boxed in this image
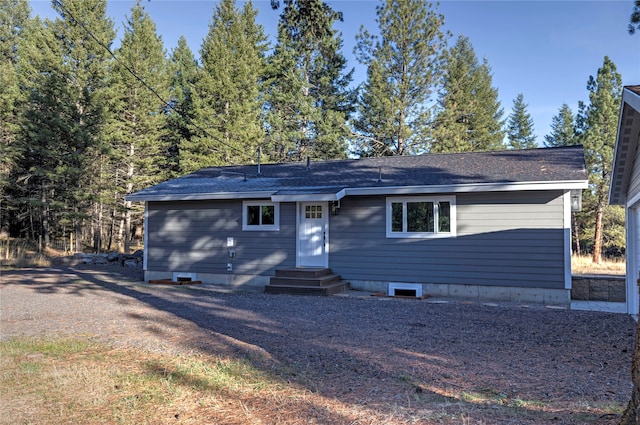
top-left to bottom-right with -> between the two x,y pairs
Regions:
298,202 -> 328,267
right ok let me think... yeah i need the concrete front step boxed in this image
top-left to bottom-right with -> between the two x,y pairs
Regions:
269,274 -> 341,287
274,267 -> 333,279
265,280 -> 349,296
266,267 -> 347,296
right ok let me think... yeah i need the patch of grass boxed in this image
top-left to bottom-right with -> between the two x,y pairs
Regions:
0,337 -> 311,425
461,388 -> 507,405
572,254 -> 625,275
0,337 -> 628,425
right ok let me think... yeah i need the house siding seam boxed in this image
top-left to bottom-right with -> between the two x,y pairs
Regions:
146,200 -> 296,275
328,191 -> 566,289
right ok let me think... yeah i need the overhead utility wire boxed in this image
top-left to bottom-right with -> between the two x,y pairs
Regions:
52,0 -> 256,164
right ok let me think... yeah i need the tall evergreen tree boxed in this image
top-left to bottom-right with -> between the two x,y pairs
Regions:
164,36 -> 198,178
506,93 -> 536,149
577,56 -> 622,264
0,0 -> 30,234
353,0 -> 445,156
430,36 -> 504,153
629,0 -> 640,34
265,0 -> 353,161
183,0 -> 267,172
544,104 -> 576,147
108,0 -> 168,252
544,103 -> 582,255
15,0 -> 115,250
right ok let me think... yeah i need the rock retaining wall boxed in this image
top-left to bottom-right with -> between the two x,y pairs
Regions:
571,275 -> 625,302
56,251 -> 143,268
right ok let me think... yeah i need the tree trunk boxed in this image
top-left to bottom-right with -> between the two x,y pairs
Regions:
74,218 -> 82,253
116,217 -> 123,251
124,143 -> 134,254
107,205 -> 116,252
619,315 -> 640,424
94,203 -> 102,254
40,185 -> 49,249
592,195 -> 605,264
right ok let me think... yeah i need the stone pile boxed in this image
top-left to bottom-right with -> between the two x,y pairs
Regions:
72,250 -> 143,268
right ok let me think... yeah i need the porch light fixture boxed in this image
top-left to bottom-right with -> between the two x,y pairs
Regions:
331,200 -> 340,215
571,190 -> 582,212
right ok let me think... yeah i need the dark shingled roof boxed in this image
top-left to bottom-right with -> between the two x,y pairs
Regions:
127,145 -> 588,201
627,85 -> 640,96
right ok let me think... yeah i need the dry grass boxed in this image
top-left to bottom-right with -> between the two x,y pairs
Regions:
572,255 -> 626,276
0,336 -> 627,425
0,239 -> 53,268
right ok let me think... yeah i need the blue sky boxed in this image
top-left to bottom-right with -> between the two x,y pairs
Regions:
30,0 -> 640,144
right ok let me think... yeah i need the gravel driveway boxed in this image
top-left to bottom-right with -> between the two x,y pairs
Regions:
0,265 -> 636,424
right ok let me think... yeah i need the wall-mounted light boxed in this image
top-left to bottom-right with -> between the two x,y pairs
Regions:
331,200 -> 341,215
571,190 -> 582,212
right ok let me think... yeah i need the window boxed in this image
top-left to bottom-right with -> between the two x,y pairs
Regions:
386,196 -> 455,238
304,205 -> 322,219
242,201 -> 279,231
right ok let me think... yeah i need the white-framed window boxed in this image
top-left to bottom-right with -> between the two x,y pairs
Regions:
242,200 -> 280,231
386,196 -> 456,238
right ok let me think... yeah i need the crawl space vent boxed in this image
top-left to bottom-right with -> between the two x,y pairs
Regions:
388,282 -> 422,298
172,272 -> 196,282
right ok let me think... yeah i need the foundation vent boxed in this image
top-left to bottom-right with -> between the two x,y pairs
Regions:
172,272 -> 196,282
388,282 -> 423,298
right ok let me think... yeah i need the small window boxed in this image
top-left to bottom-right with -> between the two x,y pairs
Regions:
386,196 -> 456,238
305,205 -> 322,219
243,201 -> 279,231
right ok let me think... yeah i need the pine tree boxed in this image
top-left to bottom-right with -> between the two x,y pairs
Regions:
183,0 -> 267,171
544,104 -> 576,147
506,93 -> 536,149
629,0 -> 640,34
544,103 -> 581,255
108,0 -> 169,252
430,36 -> 504,153
353,0 -> 445,156
164,36 -> 198,177
577,56 -> 622,264
0,0 -> 30,234
265,0 -> 353,161
15,0 -> 115,250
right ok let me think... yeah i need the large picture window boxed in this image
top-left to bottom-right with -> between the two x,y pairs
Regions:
386,196 -> 456,238
242,201 -> 279,231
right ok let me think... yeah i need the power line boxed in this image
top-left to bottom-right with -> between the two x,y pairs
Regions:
52,0 -> 256,165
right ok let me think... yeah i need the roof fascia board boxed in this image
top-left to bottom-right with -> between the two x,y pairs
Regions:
127,181 -> 588,202
624,87 -> 640,112
345,181 -> 588,196
126,191 -> 276,202
271,188 -> 346,202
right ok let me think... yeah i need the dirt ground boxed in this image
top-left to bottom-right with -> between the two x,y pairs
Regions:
0,264 -> 637,424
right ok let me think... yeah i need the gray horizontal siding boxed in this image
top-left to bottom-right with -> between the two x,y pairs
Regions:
147,200 -> 296,275
329,191 -> 566,289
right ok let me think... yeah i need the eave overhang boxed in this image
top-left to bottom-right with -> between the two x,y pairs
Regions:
125,191 -> 275,202
610,87 -> 640,205
126,180 -> 588,203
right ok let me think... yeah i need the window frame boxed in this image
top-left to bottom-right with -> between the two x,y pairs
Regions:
242,200 -> 280,231
385,196 -> 456,238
